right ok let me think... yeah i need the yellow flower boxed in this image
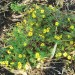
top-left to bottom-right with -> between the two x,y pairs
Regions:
55,54 -> 58,58
9,46 -> 13,49
70,25 -> 74,29
68,18 -> 70,21
4,61 -> 8,66
70,41 -> 73,45
0,61 -> 8,66
23,42 -> 27,46
40,43 -> 45,47
35,52 -> 40,59
18,54 -> 22,58
6,50 -> 11,54
67,55 -> 71,60
49,5 -> 54,10
63,52 -> 68,57
46,27 -> 50,32
54,35 -> 60,40
23,19 -> 26,24
67,35 -> 71,38
18,62 -> 22,69
43,29 -> 47,33
41,9 -> 44,13
55,52 -> 62,58
55,22 -> 59,26
32,13 -> 36,18
58,52 -> 62,57
28,31 -> 33,36
54,35 -> 62,40
1,61 -> 5,65
39,34 -> 45,39
29,8 -> 34,13
24,62 -> 31,70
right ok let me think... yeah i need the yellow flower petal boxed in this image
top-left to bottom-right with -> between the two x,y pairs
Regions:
18,62 -> 22,69
43,29 -> 47,33
28,31 -> 33,36
35,52 -> 40,59
70,25 -> 74,29
40,43 -> 45,47
67,55 -> 71,60
41,9 -> 44,13
23,19 -> 26,24
9,46 -> 14,49
18,54 -> 22,58
32,13 -> 36,18
63,52 -> 68,57
23,42 -> 27,46
55,22 -> 59,26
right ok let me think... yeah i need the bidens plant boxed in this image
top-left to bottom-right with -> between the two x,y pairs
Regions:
0,4 -> 75,69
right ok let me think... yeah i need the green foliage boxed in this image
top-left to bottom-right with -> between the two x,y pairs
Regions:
10,2 -> 25,13
0,4 -> 75,70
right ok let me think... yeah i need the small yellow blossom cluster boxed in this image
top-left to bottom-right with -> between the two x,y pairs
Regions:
16,22 -> 20,26
6,45 -> 13,54
0,61 -> 8,66
54,35 -> 62,40
23,42 -> 27,46
55,22 -> 59,26
55,52 -> 62,57
28,8 -> 34,13
35,52 -> 45,68
70,25 -> 74,30
40,43 -> 45,47
23,19 -> 26,24
6,50 -> 11,54
18,54 -> 22,58
35,52 -> 41,61
68,18 -> 70,21
32,12 -> 36,18
17,62 -> 22,69
49,5 -> 55,11
67,35 -> 71,38
56,52 -> 72,60
43,27 -> 50,33
40,9 -> 44,13
28,31 -> 33,36
63,52 -> 72,60
9,45 -> 14,49
39,34 -> 45,39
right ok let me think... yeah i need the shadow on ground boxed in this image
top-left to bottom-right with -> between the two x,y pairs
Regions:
0,66 -> 14,75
